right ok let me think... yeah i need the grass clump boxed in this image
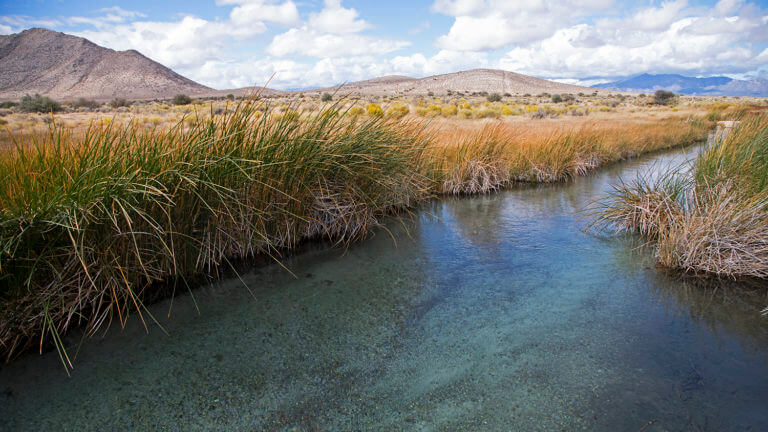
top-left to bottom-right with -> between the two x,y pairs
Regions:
594,114 -> 768,279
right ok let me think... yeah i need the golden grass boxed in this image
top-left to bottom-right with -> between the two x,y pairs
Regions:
0,98 -> 710,367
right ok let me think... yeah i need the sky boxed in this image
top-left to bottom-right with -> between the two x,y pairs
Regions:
1,0 -> 767,90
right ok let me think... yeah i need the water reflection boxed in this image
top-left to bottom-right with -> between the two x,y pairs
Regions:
2,146 -> 767,431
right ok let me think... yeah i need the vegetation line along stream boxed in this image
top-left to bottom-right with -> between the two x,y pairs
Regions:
0,96 -> 726,367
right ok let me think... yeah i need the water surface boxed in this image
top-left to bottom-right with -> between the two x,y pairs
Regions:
2,147 -> 768,431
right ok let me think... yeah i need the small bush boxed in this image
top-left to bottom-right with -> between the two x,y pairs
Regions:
458,109 -> 474,119
173,94 -> 193,106
487,93 -> 502,102
348,106 -> 365,116
73,98 -> 100,110
321,93 -> 333,102
0,101 -> 18,109
441,104 -> 458,117
653,90 -> 676,106
19,94 -> 61,113
110,98 -> 131,108
386,103 -> 409,119
366,103 -> 383,117
226,93 -> 235,100
551,94 -> 563,103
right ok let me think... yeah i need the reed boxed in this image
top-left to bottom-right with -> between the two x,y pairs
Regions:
593,114 -> 768,280
0,99 -> 430,366
0,98 -> 709,366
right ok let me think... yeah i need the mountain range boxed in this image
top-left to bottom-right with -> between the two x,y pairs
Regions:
593,73 -> 768,97
0,28 -> 607,101
1,28 -> 764,101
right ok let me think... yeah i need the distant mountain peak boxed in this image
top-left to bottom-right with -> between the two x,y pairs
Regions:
0,27 -> 213,101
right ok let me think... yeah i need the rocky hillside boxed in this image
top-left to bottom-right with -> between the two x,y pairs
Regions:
312,69 -> 605,97
0,28 -> 218,101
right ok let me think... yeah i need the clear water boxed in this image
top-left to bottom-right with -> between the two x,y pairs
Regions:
2,147 -> 768,431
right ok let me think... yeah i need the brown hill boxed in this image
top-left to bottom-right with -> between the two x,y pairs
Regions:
0,28 -> 282,101
313,69 -> 607,97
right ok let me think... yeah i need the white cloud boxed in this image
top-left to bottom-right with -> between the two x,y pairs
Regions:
308,0 -> 369,34
433,0 -> 613,51
497,7 -> 767,79
266,0 -> 409,58
229,1 -> 300,27
68,2 -> 302,73
268,28 -> 407,57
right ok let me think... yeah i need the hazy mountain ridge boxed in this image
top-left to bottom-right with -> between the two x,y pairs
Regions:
314,69 -> 606,96
593,73 -> 768,97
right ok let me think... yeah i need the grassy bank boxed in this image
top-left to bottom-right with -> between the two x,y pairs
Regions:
0,98 -> 708,366
593,114 -> 768,281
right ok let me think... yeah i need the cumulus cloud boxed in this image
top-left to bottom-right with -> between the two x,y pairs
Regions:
430,0 -> 767,80
66,2 -> 302,76
433,0 -> 613,51
496,2 -> 768,78
266,0 -> 409,58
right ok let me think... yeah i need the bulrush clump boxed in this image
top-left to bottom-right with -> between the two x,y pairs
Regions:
594,114 -> 768,280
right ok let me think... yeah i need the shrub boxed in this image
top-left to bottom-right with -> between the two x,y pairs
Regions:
110,98 -> 131,108
458,109 -> 474,119
18,94 -> 61,113
321,93 -> 333,102
173,94 -> 193,105
476,108 -> 501,119
653,90 -> 676,106
73,98 -> 100,110
366,103 -> 383,116
562,94 -> 575,102
386,103 -> 410,119
348,106 -> 365,116
551,94 -> 563,103
226,93 -> 235,100
487,93 -> 502,102
441,104 -> 458,117
0,101 -> 18,109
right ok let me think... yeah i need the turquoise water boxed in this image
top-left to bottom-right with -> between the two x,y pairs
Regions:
2,147 -> 768,431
